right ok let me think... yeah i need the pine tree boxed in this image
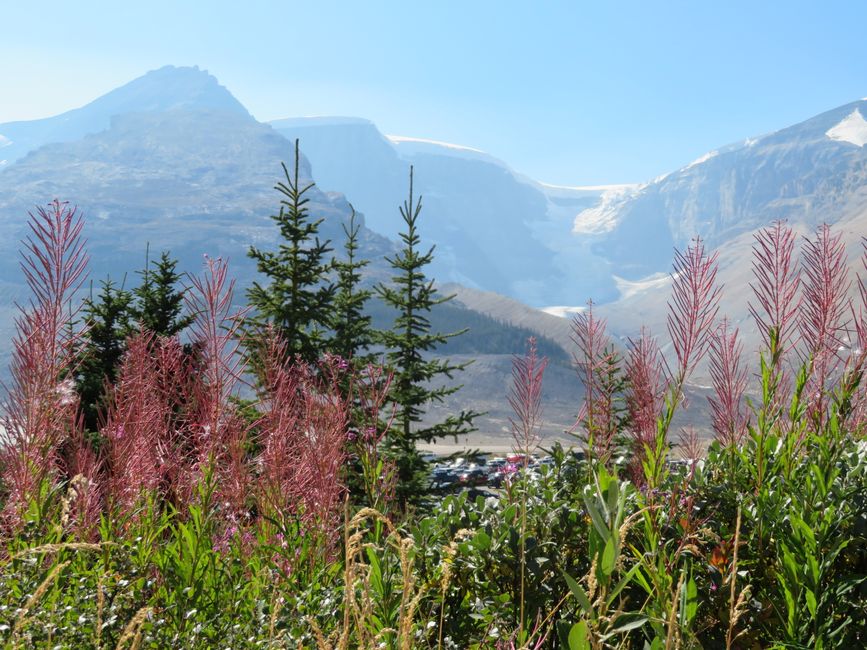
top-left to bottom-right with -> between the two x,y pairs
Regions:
247,139 -> 335,365
376,167 -> 479,499
331,208 -> 374,363
131,246 -> 193,337
76,278 -> 135,430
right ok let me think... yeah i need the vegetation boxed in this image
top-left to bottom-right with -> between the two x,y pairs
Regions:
246,138 -> 336,366
75,247 -> 190,432
376,167 -> 480,501
331,208 -> 375,366
1,194 -> 866,649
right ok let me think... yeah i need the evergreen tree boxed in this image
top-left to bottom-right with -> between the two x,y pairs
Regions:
247,139 -> 335,365
376,167 -> 479,499
76,278 -> 134,430
331,208 -> 374,363
75,250 -> 191,431
131,246 -> 193,337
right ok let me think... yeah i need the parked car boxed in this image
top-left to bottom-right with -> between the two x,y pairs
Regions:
457,464 -> 488,487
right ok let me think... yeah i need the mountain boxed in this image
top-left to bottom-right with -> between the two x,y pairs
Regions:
0,110 -> 394,292
275,97 -> 867,394
0,66 -> 250,170
582,101 -> 867,368
272,100 -> 867,323
586,100 -> 867,281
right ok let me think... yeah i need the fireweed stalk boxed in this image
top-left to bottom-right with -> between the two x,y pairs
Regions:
748,221 -> 802,487
624,328 -> 667,483
707,319 -> 750,475
644,237 -> 721,491
507,337 -> 547,644
1,200 -> 89,532
346,363 -> 397,513
571,304 -> 621,464
183,256 -> 253,519
799,223 -> 852,432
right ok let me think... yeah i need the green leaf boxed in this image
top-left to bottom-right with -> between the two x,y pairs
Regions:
605,473 -> 619,520
781,548 -> 800,585
647,636 -> 665,650
805,589 -> 817,618
568,620 -> 590,650
473,530 -> 491,552
600,536 -> 616,580
602,613 -> 648,639
563,571 -> 593,615
792,515 -> 817,549
583,497 -> 610,542
684,577 -> 698,624
780,583 -> 797,635
606,562 -> 642,607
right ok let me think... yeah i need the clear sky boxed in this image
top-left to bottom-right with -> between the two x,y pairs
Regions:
3,1 -> 866,185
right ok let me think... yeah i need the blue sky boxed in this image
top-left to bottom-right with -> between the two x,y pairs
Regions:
3,1 -> 866,185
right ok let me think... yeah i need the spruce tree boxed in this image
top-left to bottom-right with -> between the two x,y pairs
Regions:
247,139 -> 335,365
131,246 -> 193,337
331,208 -> 374,363
376,167 -> 479,499
76,278 -> 134,430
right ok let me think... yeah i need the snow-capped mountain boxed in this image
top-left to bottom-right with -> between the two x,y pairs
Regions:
270,117 -> 621,305
586,100 -> 867,285
270,98 -> 867,320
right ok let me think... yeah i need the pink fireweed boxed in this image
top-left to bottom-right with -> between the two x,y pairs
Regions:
508,337 -> 547,462
707,319 -> 749,447
624,329 -> 667,450
1,200 -> 88,529
572,302 -> 620,461
799,224 -> 851,426
667,237 -> 721,387
749,220 -> 801,356
183,256 -> 253,517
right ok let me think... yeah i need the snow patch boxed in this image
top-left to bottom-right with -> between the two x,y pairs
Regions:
0,160 -> 6,168
684,150 -> 718,170
826,109 -> 867,147
386,135 -> 486,154
0,134 -> 10,149
572,185 -> 641,235
538,181 -> 640,193
540,305 -> 586,319
613,272 -> 671,300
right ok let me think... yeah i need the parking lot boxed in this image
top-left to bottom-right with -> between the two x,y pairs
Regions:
426,452 -> 572,493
